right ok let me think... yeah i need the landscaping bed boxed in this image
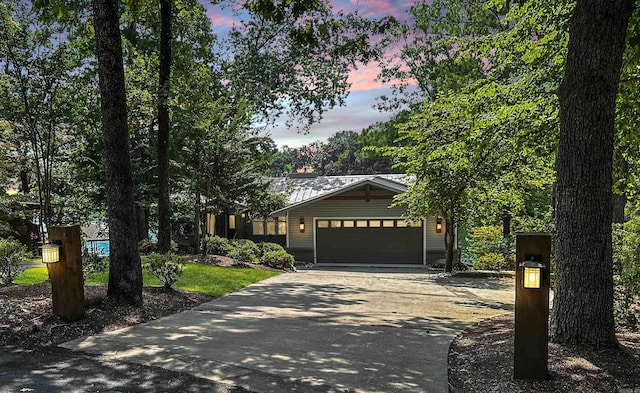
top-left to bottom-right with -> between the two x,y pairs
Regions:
0,282 -> 212,348
448,314 -> 640,393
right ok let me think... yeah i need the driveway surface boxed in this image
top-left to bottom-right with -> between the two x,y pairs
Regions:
62,269 -> 514,393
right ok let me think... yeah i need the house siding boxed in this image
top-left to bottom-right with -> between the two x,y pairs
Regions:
424,216 -> 446,251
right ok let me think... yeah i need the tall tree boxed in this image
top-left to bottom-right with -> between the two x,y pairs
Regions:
551,0 -> 634,347
92,0 -> 143,305
156,0 -> 172,253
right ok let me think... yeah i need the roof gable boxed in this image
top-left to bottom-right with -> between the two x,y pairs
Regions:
270,175 -> 407,215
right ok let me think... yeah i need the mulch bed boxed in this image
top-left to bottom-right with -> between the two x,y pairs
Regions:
0,282 -> 213,348
448,314 -> 640,393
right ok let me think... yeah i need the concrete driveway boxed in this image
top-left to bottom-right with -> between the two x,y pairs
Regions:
62,269 -> 514,393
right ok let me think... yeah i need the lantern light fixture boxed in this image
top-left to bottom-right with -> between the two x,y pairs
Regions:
299,218 -> 305,233
41,241 -> 61,264
436,217 -> 443,233
520,260 -> 546,289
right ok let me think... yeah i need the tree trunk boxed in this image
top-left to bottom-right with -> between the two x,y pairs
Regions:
194,189 -> 202,254
92,0 -> 143,306
19,169 -> 30,194
502,210 -> 511,239
551,0 -> 633,347
444,212 -> 455,272
156,0 -> 172,253
135,204 -> 148,241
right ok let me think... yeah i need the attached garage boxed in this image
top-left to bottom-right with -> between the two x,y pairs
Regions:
270,174 -> 448,266
315,218 -> 423,264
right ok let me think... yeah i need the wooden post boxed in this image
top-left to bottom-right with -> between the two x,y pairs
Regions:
514,233 -> 551,379
48,225 -> 85,321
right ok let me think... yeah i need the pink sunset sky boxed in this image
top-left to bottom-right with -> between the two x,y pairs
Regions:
202,0 -> 417,147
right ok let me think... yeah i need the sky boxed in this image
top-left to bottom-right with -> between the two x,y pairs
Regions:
202,0 -> 416,148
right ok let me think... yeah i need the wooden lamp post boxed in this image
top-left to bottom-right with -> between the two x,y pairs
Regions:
42,225 -> 86,322
514,233 -> 551,380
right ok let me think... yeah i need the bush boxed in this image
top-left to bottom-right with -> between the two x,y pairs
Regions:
0,238 -> 29,286
613,221 -> 640,329
228,239 -> 259,263
470,252 -> 513,271
464,226 -> 515,271
139,239 -> 157,254
82,247 -> 108,279
143,253 -> 187,289
257,242 -> 285,257
260,250 -> 295,270
204,236 -> 232,256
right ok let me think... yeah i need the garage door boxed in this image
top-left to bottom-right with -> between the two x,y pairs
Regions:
315,219 -> 423,264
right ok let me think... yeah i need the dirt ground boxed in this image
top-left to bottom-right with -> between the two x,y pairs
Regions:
448,314 -> 640,393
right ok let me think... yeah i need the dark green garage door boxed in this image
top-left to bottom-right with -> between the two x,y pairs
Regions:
315,219 -> 423,264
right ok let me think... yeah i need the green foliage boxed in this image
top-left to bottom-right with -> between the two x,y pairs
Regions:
466,226 -> 503,257
82,247 -> 108,279
0,238 -> 29,286
612,212 -> 640,329
257,242 -> 285,256
228,0 -> 388,131
0,194 -> 29,240
204,236 -> 232,256
228,239 -> 260,264
260,250 -> 294,270
138,239 -> 158,255
464,226 -> 515,271
142,253 -> 187,289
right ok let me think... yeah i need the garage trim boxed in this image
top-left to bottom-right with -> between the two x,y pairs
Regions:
313,216 -> 426,265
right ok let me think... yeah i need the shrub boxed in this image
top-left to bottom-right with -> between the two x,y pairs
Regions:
0,238 -> 29,286
228,239 -> 259,263
613,221 -> 640,329
204,236 -> 232,256
257,242 -> 285,257
82,247 -> 108,279
143,253 -> 187,289
260,250 -> 295,270
139,239 -> 157,254
464,226 -> 515,271
470,252 -> 513,271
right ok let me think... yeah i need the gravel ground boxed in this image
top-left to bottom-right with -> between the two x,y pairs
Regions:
448,314 -> 640,393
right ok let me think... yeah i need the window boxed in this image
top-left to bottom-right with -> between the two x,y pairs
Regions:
229,215 -> 236,230
410,220 -> 423,228
317,220 -> 329,228
343,220 -> 354,228
252,216 -> 287,236
252,220 -> 264,235
396,220 -> 407,227
356,220 -> 368,228
383,220 -> 395,228
369,220 -> 381,228
206,213 -> 216,235
331,220 -> 342,228
266,218 -> 276,235
277,216 -> 287,235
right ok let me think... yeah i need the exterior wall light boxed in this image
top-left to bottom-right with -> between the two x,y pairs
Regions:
436,217 -> 443,233
41,242 -> 61,264
299,218 -> 305,233
520,260 -> 546,289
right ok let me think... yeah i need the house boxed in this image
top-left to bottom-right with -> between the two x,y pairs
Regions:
224,173 -> 449,266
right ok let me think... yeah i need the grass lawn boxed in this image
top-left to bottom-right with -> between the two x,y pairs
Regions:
13,263 -> 280,297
